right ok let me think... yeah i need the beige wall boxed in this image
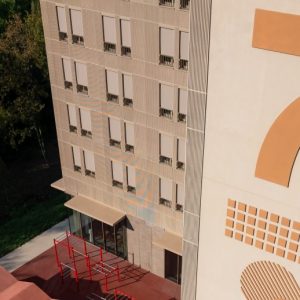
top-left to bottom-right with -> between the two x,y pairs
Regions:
197,0 -> 300,298
41,0 -> 189,277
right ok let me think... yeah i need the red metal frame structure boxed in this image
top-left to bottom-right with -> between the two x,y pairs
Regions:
53,231 -> 121,292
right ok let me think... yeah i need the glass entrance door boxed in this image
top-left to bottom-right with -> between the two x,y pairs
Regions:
165,250 -> 182,284
92,219 -> 104,248
103,223 -> 116,254
81,214 -> 93,243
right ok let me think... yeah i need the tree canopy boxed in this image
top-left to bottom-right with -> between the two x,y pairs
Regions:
0,1 -> 51,151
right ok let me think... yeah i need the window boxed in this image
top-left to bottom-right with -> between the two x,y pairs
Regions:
159,133 -> 173,166
126,166 -> 136,193
56,6 -> 67,40
70,9 -> 84,44
62,58 -> 72,89
79,108 -> 92,137
159,177 -> 172,207
165,250 -> 182,284
67,104 -> 77,132
179,31 -> 189,70
176,183 -> 184,212
103,16 -> 116,53
120,19 -> 131,57
122,74 -> 133,107
160,84 -> 174,119
108,118 -> 121,148
180,0 -> 190,9
176,138 -> 186,170
72,145 -> 81,172
125,122 -> 134,152
75,62 -> 88,94
178,89 -> 187,122
83,150 -> 95,177
111,160 -> 123,188
106,70 -> 119,103
159,0 -> 174,7
159,28 -> 175,66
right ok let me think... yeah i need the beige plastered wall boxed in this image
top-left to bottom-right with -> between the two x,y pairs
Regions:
196,0 -> 300,298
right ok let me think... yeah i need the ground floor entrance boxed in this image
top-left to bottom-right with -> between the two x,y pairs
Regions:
165,250 -> 182,284
68,210 -> 128,259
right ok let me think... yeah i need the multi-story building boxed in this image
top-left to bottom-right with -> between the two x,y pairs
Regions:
41,0 -> 202,298
42,0 -> 300,299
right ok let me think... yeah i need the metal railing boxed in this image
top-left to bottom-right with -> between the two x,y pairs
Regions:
180,0 -> 190,9
72,35 -> 84,45
77,84 -> 88,95
179,59 -> 188,70
159,55 -> 174,67
104,42 -> 116,53
121,46 -> 131,57
159,0 -> 174,7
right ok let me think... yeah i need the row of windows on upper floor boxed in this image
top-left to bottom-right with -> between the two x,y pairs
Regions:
62,58 -> 188,123
56,7 -> 189,70
71,145 -> 184,212
67,104 -> 186,170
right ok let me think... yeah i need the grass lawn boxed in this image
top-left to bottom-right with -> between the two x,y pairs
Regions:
0,191 -> 71,257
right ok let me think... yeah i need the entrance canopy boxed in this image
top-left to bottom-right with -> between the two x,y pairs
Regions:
51,178 -> 65,192
65,195 -> 125,226
153,231 -> 183,256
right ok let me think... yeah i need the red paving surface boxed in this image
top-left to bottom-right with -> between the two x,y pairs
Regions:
12,234 -> 180,300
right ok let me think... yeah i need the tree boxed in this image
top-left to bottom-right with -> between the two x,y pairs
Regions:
0,4 -> 51,157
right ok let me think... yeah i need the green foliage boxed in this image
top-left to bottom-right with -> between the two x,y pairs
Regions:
0,4 -> 50,149
0,192 -> 71,257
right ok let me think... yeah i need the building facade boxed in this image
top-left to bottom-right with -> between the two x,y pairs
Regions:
42,0 -> 300,299
40,0 -> 197,295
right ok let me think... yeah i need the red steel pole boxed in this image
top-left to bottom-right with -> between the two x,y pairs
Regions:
116,264 -> 120,281
105,275 -> 108,292
83,239 -> 87,256
54,239 -> 60,268
66,231 -> 71,259
86,255 -> 92,281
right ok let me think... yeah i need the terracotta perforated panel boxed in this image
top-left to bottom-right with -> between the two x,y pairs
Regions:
225,199 -> 300,263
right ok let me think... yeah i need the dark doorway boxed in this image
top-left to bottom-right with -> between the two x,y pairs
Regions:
165,250 -> 182,284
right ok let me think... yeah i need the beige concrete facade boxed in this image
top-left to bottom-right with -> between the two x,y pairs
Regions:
40,0 -> 190,285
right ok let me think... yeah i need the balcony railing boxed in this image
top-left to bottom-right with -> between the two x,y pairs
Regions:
77,84 -> 88,95
159,155 -> 172,166
74,165 -> 81,172
59,32 -> 68,41
160,108 -> 173,119
81,129 -> 92,138
72,35 -> 84,45
104,42 -> 116,53
159,55 -> 174,67
159,0 -> 174,7
179,59 -> 189,70
121,46 -> 131,57
107,93 -> 119,103
180,0 -> 190,9
113,180 -> 123,189
69,125 -> 77,133
125,144 -> 134,153
85,169 -> 95,178
176,203 -> 183,212
159,198 -> 172,208
176,161 -> 185,170
110,139 -> 121,148
178,113 -> 186,123
123,97 -> 133,107
64,81 -> 73,90
127,185 -> 136,193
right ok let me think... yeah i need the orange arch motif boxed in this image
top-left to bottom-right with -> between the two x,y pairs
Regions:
255,98 -> 300,187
